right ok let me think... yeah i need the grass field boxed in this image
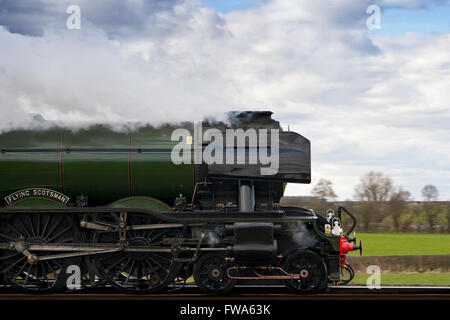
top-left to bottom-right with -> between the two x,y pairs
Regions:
348,233 -> 450,256
345,233 -> 449,285
351,273 -> 450,286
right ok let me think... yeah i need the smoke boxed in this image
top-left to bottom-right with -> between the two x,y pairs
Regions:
289,223 -> 319,249
202,225 -> 225,247
2,1 -> 450,201
203,231 -> 220,247
0,25 -> 231,131
0,0 -> 385,133
0,0 -> 236,132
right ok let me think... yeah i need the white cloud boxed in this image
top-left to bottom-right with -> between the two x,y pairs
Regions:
0,0 -> 449,199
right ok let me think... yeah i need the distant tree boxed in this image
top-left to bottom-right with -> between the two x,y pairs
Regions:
447,202 -> 450,234
421,184 -> 439,232
402,205 -> 420,232
388,187 -> 411,232
311,179 -> 337,201
354,172 -> 394,231
422,184 -> 439,201
355,172 -> 394,202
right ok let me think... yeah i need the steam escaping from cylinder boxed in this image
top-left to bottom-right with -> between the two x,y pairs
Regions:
204,231 -> 220,247
202,225 -> 225,247
290,223 -> 318,249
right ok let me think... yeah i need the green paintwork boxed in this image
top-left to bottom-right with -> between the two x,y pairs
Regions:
313,220 -> 340,251
108,196 -> 172,212
0,129 -> 62,197
0,124 -> 194,207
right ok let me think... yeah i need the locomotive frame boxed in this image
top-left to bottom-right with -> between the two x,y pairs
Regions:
0,198 -> 360,294
0,112 -> 361,295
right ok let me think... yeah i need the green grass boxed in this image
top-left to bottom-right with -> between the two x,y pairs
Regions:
352,273 -> 450,286
348,233 -> 450,256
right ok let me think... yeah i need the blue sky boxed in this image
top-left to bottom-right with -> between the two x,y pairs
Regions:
203,0 -> 262,13
204,0 -> 450,35
376,4 -> 450,35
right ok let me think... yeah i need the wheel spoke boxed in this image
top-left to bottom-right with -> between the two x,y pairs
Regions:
0,252 -> 20,262
12,260 -> 28,279
124,261 -> 135,287
117,257 -> 132,276
193,253 -> 236,295
45,260 -> 57,281
0,233 -> 16,241
2,256 -> 27,273
48,225 -> 72,242
23,264 -> 33,285
144,259 -> 163,284
92,212 -> 179,293
283,251 -> 326,294
40,214 -> 52,238
27,215 -> 37,238
6,223 -> 25,239
41,261 -> 49,283
46,216 -> 65,239
147,254 -> 170,273
37,214 -> 41,238
15,216 -> 32,238
2,213 -> 76,292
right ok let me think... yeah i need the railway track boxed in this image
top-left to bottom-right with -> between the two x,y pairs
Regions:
0,285 -> 448,300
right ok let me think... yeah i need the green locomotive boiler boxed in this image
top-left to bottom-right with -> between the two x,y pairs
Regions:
0,111 -> 361,294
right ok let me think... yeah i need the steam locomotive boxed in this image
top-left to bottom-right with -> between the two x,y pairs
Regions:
0,111 -> 361,294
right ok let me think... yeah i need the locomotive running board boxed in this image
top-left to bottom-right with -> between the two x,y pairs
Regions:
79,221 -> 191,232
0,206 -> 317,223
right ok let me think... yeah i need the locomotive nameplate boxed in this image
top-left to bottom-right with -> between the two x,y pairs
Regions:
4,188 -> 70,206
